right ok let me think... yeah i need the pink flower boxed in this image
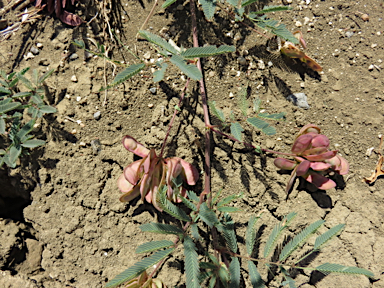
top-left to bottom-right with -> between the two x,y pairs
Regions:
274,124 -> 349,192
117,136 -> 199,211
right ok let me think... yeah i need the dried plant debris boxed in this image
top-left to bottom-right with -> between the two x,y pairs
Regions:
35,0 -> 83,26
364,135 -> 384,184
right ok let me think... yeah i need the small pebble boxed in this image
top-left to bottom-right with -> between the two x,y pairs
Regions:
36,42 -> 43,48
282,0 -> 292,4
229,92 -> 234,98
69,53 -> 79,60
149,87 -> 157,94
91,139 -> 102,155
76,96 -> 81,101
237,56 -> 247,66
143,51 -> 151,59
71,75 -> 78,82
345,31 -> 354,38
71,129 -> 77,134
257,60 -> 265,70
24,52 -> 35,60
148,103 -> 154,108
295,21 -> 303,27
84,51 -> 93,59
208,71 -> 215,77
287,93 -> 310,109
360,13 -> 369,21
368,64 -> 374,71
79,142 -> 86,147
30,46 -> 39,55
93,111 -> 101,120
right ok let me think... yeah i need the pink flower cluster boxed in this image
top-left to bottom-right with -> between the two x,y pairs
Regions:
274,124 -> 349,191
117,136 -> 199,211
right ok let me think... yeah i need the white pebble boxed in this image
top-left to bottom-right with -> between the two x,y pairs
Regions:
76,96 -> 81,101
295,21 -> 303,27
79,142 -> 86,147
229,92 -> 234,98
36,42 -> 43,48
71,75 -> 78,82
24,52 -> 35,60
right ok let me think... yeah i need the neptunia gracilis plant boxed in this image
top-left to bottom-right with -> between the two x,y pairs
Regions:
117,136 -> 199,211
274,124 -> 349,192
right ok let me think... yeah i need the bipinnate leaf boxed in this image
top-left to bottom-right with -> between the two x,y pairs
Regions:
0,102 -> 21,114
198,0 -> 216,20
105,248 -> 174,287
246,215 -> 261,256
254,16 -> 298,44
279,220 -> 325,262
184,236 -> 200,288
217,214 -> 237,253
191,223 -> 200,241
241,0 -> 258,8
153,63 -> 168,82
208,101 -> 225,122
258,112 -> 285,120
136,240 -> 174,254
217,192 -> 243,209
170,55 -> 202,81
229,258 -> 240,288
264,212 -> 297,258
247,117 -> 268,132
180,45 -> 235,59
187,190 -> 200,202
249,5 -> 291,13
315,263 -> 374,278
230,122 -> 244,142
162,0 -> 178,8
140,223 -> 184,235
179,195 -> 198,212
138,30 -> 179,55
248,261 -> 265,288
199,202 -> 218,228
313,224 -> 345,251
21,139 -> 46,148
101,63 -> 146,91
262,125 -> 276,135
158,188 -> 191,222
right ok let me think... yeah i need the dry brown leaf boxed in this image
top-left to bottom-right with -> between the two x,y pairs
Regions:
363,136 -> 384,184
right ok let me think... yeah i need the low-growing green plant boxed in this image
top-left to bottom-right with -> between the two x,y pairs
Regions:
0,67 -> 56,167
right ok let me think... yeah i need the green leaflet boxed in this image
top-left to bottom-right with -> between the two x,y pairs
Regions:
162,0 -> 178,8
230,122 -> 244,142
247,117 -> 276,135
38,69 -> 54,84
248,261 -> 265,288
184,236 -> 200,288
139,222 -> 184,235
0,102 -> 21,114
263,212 -> 296,258
101,63 -> 145,91
280,266 -> 296,288
0,86 -> 11,95
208,101 -> 225,122
249,5 -> 291,13
198,0 -> 216,20
316,263 -> 374,278
216,214 -> 237,253
21,139 -> 46,148
179,195 -> 198,212
138,30 -> 179,55
254,16 -> 299,44
216,192 -> 243,208
258,112 -> 286,120
158,187 -> 191,222
314,224 -> 345,251
105,248 -> 174,287
279,220 -> 325,262
238,86 -> 249,117
170,54 -> 202,81
241,0 -> 258,8
191,223 -> 200,241
180,45 -> 235,59
186,190 -> 200,202
229,258 -> 240,288
217,206 -> 241,213
199,202 -> 218,228
246,215 -> 261,256
16,73 -> 34,90
153,63 -> 168,82
136,240 -> 174,254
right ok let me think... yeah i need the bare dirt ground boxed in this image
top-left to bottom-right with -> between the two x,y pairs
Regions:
1,0 -> 384,287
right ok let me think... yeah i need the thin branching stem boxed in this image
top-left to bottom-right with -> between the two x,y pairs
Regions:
159,79 -> 190,158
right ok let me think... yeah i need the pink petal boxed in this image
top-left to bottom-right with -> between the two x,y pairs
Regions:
143,150 -> 156,173
296,160 -> 310,176
119,184 -> 141,202
123,160 -> 142,185
311,134 -> 330,148
297,124 -> 321,136
179,159 -> 199,185
292,134 -> 313,154
304,150 -> 337,161
310,162 -> 332,171
286,167 -> 298,194
302,147 -> 328,156
304,172 -> 336,190
140,173 -> 151,201
117,174 -> 134,193
59,10 -> 84,26
165,158 -> 182,187
122,136 -> 150,158
274,158 -> 297,170
336,155 -> 349,175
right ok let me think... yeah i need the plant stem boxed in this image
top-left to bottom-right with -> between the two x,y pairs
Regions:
159,79 -> 190,158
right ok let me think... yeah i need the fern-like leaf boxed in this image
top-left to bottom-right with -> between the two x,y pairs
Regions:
170,54 -> 202,81
187,190 -> 200,202
198,0 -> 216,20
217,206 -> 241,213
315,263 -> 374,278
254,16 -> 298,44
280,266 -> 296,288
101,63 -> 145,91
247,117 -> 276,135
158,187 -> 191,222
153,63 -> 168,82
264,212 -> 297,258
191,223 -> 200,241
217,192 -> 243,208
184,236 -> 200,288
241,0 -> 258,8
248,261 -> 265,288
136,240 -> 174,254
262,125 -> 276,135
230,122 -> 244,142
246,215 -> 261,256
279,220 -> 324,262
313,224 -> 345,251
238,86 -> 249,117
229,257 -> 240,288
0,102 -> 21,114
250,5 -> 291,13
217,214 -> 237,253
0,87 -> 11,95
199,202 -> 218,228
140,223 -> 184,235
258,112 -> 286,120
105,248 -> 174,287
179,195 -> 198,212
208,101 -> 226,122
180,45 -> 235,58
138,30 -> 179,55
